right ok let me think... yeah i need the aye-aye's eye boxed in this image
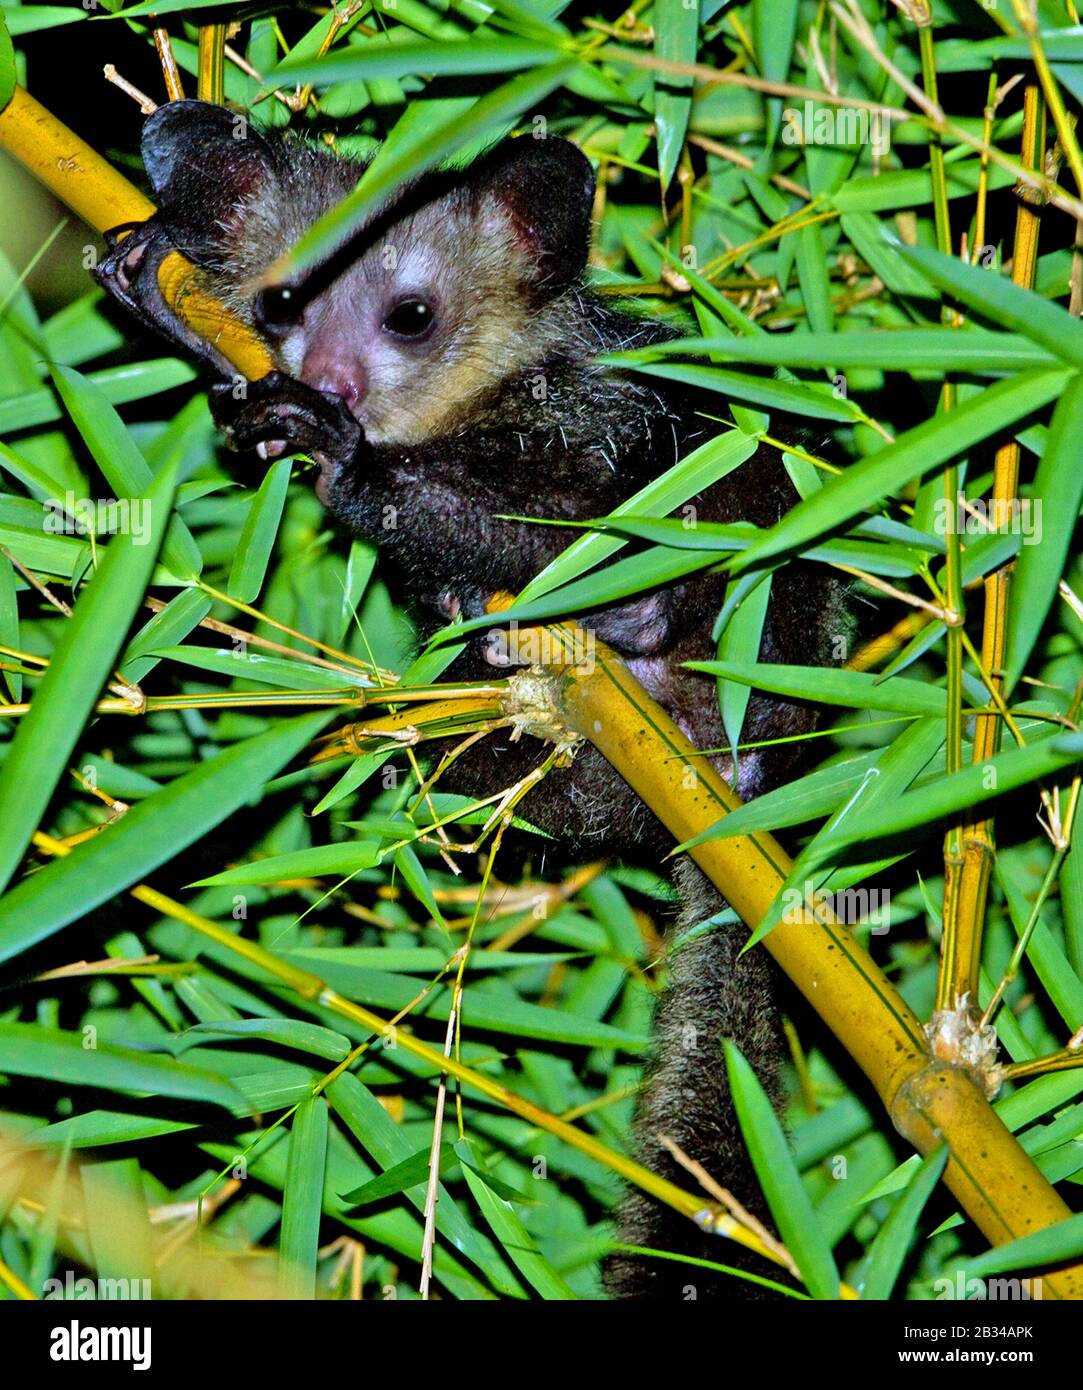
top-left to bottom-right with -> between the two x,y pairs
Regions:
254,285 -> 301,330
382,297 -> 435,340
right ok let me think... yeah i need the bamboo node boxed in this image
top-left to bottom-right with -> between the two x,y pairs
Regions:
891,0 -> 933,28
923,994 -> 1003,1099
503,669 -> 583,763
107,680 -> 146,715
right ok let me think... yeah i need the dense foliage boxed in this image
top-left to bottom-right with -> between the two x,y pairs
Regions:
0,0 -> 1081,1302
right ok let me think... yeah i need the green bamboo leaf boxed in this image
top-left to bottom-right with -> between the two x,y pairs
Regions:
654,0 -> 697,188
295,961 -> 648,1049
119,589 -> 213,685
795,221 -> 834,334
829,732 -> 1083,847
0,438 -> 71,500
681,748 -> 885,844
199,1128 -> 495,1300
725,1041 -> 839,1299
152,644 -> 368,691
811,716 -> 947,849
791,1095 -> 874,1169
51,364 -> 202,580
29,1114 -> 195,1153
101,0 -> 251,14
341,1145 -> 453,1206
0,359 -> 195,437
621,360 -> 859,422
688,662 -> 948,715
28,1131 -> 71,1291
858,1147 -> 948,1300
0,710 -> 334,960
718,574 -> 772,771
753,0 -> 799,146
229,458 -> 291,603
269,35 -> 567,86
997,862 -> 1083,1031
272,60 -> 577,282
830,160 -> 1014,214
582,514 -> 927,576
1064,820 -> 1083,980
961,1212 -> 1083,1278
0,8 -> 15,107
336,540 -> 377,643
734,368 -> 1071,570
392,841 -> 448,929
615,327 -> 1055,373
449,543 -> 715,638
1005,376 -> 1083,689
291,945 -> 574,972
460,1146 -> 576,1299
937,31 -> 1083,69
0,1022 -> 243,1110
839,213 -> 938,299
175,1019 -> 353,1062
192,840 -> 381,887
278,1094 -> 329,1299
0,549 -> 19,701
0,520 -> 88,580
42,293 -> 125,366
894,242 -> 1083,370
3,5 -> 88,36
516,428 -> 757,602
736,714 -> 946,945
325,1071 -> 525,1297
0,461 -> 177,897
653,238 -> 766,340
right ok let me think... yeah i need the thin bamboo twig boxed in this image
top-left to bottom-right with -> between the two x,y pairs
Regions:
906,14 -> 967,1016
950,83 -> 1045,1007
1010,0 -> 1083,197
153,29 -> 185,101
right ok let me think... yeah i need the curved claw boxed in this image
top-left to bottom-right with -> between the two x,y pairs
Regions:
209,372 -> 363,470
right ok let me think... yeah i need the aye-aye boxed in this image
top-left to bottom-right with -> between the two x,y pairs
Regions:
95,100 -> 845,1299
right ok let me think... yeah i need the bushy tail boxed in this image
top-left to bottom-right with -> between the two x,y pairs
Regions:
603,861 -> 785,1300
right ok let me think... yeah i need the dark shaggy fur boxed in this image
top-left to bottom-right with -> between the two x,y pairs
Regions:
94,101 -> 847,1298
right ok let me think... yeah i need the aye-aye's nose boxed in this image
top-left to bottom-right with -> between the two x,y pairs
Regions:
299,351 -> 367,419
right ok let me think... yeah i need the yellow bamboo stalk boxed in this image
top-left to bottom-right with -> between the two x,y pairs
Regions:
197,25 -> 227,106
0,86 -> 155,232
542,630 -> 1083,1299
0,87 -> 273,381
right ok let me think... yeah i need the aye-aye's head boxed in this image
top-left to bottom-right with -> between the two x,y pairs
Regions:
139,101 -> 597,445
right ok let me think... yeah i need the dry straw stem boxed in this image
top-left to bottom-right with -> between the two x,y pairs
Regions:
0,87 -> 273,381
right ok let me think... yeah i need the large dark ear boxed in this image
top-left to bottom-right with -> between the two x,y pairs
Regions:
141,100 -> 280,251
473,136 -> 595,293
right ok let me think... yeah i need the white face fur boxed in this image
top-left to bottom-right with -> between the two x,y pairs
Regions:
238,193 -> 559,446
